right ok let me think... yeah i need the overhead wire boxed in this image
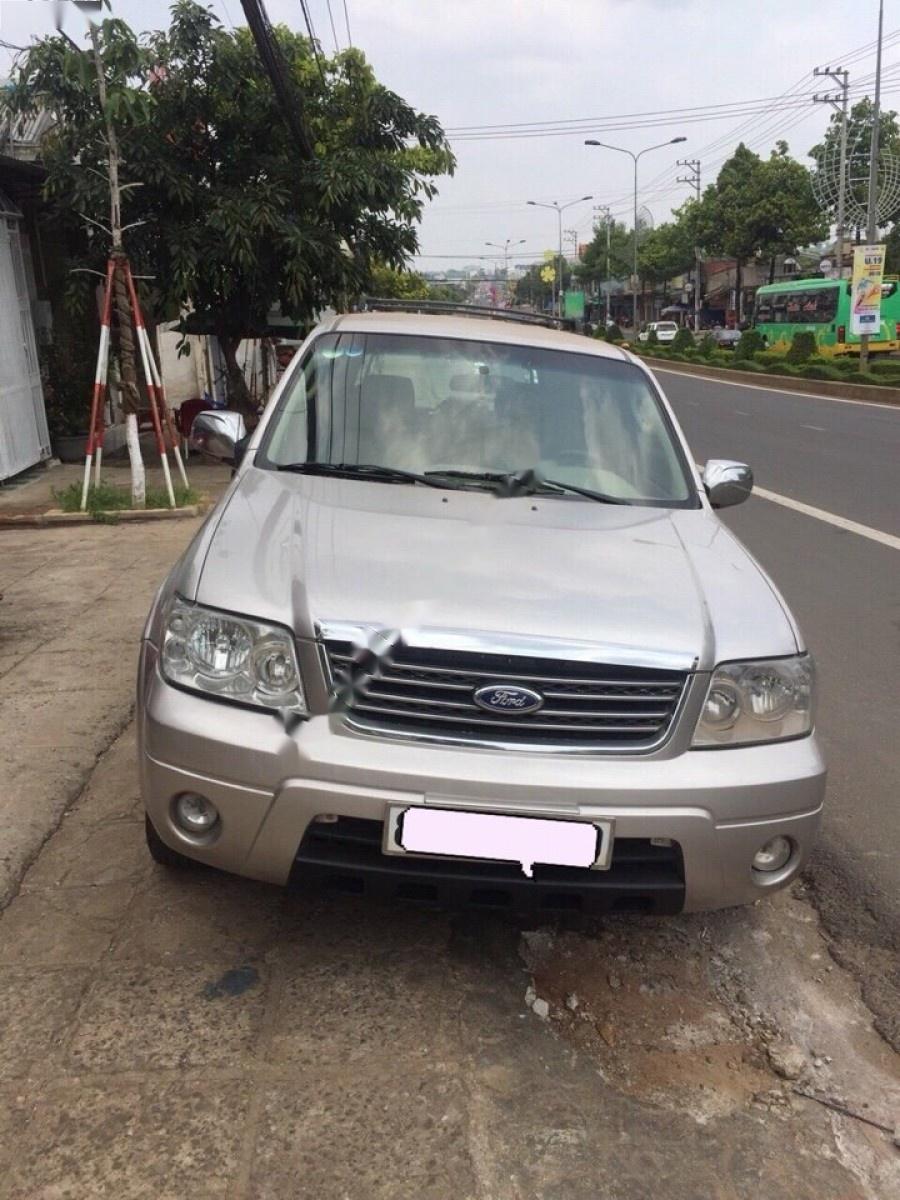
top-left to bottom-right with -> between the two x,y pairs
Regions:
298,0 -> 328,81
324,0 -> 340,52
342,0 -> 352,47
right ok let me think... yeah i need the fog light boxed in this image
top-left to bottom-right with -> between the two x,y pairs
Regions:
174,792 -> 219,834
752,835 -> 792,873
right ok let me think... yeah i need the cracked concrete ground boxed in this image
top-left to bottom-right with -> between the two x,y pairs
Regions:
0,478 -> 898,1199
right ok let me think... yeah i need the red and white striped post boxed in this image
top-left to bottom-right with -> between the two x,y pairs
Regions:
79,258 -> 116,511
122,259 -> 176,508
122,261 -> 189,490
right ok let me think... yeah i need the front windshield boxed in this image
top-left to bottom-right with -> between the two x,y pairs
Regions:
259,332 -> 697,506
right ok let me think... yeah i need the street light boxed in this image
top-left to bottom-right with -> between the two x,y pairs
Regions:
485,239 -> 526,304
526,196 -> 593,317
585,136 -> 686,330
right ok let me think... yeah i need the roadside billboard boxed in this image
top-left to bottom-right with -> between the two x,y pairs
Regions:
850,244 -> 886,336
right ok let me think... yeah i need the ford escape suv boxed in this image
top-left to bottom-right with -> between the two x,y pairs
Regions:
138,305 -> 825,914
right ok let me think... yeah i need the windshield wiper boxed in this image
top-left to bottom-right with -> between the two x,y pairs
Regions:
532,476 -> 630,505
490,467 -> 630,504
422,468 -> 514,489
276,462 -> 448,489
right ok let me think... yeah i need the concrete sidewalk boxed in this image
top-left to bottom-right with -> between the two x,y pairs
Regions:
0,468 -> 227,905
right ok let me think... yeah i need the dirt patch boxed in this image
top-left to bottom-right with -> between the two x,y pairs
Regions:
520,922 -> 779,1123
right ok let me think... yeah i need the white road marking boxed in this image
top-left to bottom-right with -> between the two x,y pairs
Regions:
734,409 -> 750,416
753,486 -> 900,551
653,366 -> 900,411
800,424 -> 827,432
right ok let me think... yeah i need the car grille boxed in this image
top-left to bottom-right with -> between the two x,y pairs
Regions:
323,640 -> 688,751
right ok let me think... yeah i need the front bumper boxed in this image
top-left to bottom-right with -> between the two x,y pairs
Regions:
138,644 -> 826,912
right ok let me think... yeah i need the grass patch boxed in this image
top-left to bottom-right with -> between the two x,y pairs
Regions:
54,481 -> 199,515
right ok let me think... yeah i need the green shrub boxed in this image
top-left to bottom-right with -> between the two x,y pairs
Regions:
670,327 -> 695,353
763,361 -> 795,375
730,359 -> 766,373
646,328 -> 659,347
697,333 -> 717,357
785,331 -> 818,363
592,324 -> 606,340
867,358 -> 900,376
795,364 -> 844,382
840,369 -> 888,386
734,329 -> 766,360
606,323 -> 624,343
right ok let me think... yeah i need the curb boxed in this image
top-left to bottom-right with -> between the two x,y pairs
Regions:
637,355 -> 900,406
0,503 -> 207,529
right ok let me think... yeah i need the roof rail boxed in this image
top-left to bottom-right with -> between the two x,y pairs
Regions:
358,297 -> 569,330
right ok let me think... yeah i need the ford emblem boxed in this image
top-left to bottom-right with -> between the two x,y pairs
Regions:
473,684 -> 543,715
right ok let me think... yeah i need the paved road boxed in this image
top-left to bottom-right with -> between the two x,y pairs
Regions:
658,368 -> 900,951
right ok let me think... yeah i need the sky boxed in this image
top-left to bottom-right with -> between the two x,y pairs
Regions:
2,0 -> 897,275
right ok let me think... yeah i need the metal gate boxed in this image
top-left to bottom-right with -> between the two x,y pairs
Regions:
0,190 -> 50,482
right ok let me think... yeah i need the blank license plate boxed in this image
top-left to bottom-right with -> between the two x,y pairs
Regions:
384,806 -> 614,876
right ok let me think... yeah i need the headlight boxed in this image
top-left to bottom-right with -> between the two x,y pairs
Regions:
693,655 -> 814,747
161,596 -> 307,717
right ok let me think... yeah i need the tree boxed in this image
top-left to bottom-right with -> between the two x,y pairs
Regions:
368,265 -> 430,299
693,142 -> 826,318
3,2 -> 454,414
693,144 -> 764,319
755,142 -> 827,282
810,98 -> 900,231
513,255 -> 570,310
575,218 -> 634,289
637,216 -> 695,287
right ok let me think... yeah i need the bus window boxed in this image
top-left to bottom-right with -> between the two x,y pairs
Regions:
814,289 -> 838,322
881,281 -> 897,299
771,292 -> 788,321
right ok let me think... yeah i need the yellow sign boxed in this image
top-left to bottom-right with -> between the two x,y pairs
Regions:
540,265 -> 555,284
850,244 -> 886,335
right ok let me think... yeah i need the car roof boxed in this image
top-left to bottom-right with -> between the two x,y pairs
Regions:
322,311 -> 631,361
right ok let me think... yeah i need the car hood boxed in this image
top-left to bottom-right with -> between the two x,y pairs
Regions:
192,467 -> 799,670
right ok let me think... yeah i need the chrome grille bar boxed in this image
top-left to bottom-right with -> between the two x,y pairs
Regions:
324,638 -> 688,752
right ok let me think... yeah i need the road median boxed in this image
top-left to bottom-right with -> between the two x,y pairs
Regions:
638,354 -> 900,405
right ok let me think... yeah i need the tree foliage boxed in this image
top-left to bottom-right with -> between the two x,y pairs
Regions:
637,209 -> 695,284
513,255 -> 570,309
575,218 -> 633,286
810,98 -> 900,227
2,1 -> 454,407
692,141 -> 826,312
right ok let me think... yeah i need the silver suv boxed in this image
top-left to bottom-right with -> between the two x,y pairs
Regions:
138,307 -> 825,914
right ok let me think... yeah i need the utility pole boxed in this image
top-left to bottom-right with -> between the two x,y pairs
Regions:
593,204 -> 612,323
813,65 -> 849,279
677,157 -> 702,330
239,0 -> 314,160
861,0 -> 884,371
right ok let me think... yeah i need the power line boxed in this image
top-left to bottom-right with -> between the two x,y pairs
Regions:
447,77 -> 900,143
324,0 -> 340,52
298,0 -> 328,81
342,0 -> 352,46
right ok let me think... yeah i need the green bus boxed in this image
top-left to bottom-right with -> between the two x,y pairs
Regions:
752,276 -> 900,356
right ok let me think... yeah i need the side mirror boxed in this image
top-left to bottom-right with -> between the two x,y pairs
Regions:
189,410 -> 247,464
702,459 -> 754,509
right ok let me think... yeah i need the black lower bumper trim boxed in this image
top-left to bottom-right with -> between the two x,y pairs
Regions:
289,818 -> 685,915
